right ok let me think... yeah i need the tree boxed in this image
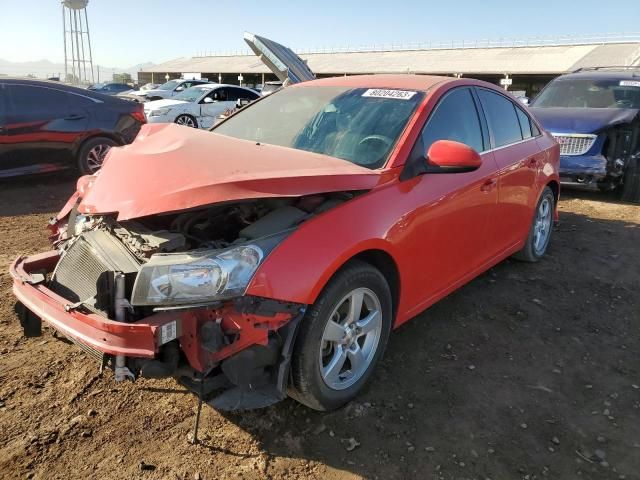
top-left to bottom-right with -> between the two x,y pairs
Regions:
113,72 -> 133,84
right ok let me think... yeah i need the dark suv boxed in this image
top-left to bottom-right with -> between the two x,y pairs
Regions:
530,67 -> 640,203
0,79 -> 146,177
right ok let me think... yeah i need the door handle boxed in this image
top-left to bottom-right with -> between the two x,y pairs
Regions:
481,178 -> 497,192
64,114 -> 86,121
526,157 -> 538,168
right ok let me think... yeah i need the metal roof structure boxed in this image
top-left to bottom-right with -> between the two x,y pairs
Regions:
141,40 -> 640,76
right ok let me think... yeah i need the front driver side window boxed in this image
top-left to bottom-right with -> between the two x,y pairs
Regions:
421,88 -> 484,153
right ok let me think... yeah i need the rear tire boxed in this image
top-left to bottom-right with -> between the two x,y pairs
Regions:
289,260 -> 392,411
77,137 -> 118,175
513,186 -> 555,262
620,156 -> 640,204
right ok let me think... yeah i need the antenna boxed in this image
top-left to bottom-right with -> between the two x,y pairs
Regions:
61,0 -> 94,85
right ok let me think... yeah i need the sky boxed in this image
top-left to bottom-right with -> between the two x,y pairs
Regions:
0,0 -> 639,67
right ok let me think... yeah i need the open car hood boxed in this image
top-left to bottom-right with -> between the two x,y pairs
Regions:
76,124 -> 381,221
244,32 -> 316,84
531,107 -> 640,134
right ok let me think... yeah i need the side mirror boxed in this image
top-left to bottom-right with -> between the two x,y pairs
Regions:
426,140 -> 481,173
203,97 -> 214,104
175,86 -> 184,92
236,98 -> 251,107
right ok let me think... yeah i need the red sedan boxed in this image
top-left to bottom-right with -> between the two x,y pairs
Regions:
11,74 -> 559,411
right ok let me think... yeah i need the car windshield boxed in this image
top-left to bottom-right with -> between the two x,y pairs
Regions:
158,80 -> 181,91
174,86 -> 212,102
533,78 -> 640,109
212,86 -> 424,169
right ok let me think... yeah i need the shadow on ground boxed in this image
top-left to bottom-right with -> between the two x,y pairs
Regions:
205,209 -> 640,480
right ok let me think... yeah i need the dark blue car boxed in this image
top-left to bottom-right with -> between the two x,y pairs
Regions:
530,67 -> 640,203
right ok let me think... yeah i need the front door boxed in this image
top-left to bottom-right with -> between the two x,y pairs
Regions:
399,87 -> 500,316
199,87 -> 236,128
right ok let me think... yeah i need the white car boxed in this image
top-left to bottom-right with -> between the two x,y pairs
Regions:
128,79 -> 212,101
144,84 -> 260,129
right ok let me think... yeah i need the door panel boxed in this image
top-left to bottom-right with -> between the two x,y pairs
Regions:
399,87 -> 500,312
199,88 -> 235,128
492,140 -> 542,248
399,151 -> 499,314
4,85 -> 88,175
476,88 -> 539,251
0,83 -> 11,173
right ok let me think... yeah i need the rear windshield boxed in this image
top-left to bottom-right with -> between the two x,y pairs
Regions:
213,86 -> 424,169
533,78 -> 640,109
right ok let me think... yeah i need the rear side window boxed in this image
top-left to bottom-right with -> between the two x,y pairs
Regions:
515,107 -> 533,139
421,88 -> 484,153
8,85 -> 70,119
477,89 -> 523,148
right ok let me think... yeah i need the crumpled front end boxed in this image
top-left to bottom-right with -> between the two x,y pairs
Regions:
11,190 -> 357,409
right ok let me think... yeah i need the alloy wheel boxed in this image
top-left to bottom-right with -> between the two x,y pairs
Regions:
85,144 -> 112,173
176,115 -> 196,128
533,196 -> 552,255
319,287 -> 383,390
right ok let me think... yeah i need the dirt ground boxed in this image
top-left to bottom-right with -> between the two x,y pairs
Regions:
0,174 -> 638,480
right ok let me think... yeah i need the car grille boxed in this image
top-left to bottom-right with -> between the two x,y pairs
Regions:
49,230 -> 140,317
551,133 -> 597,156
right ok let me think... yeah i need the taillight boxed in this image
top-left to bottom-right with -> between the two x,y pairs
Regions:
130,109 -> 147,124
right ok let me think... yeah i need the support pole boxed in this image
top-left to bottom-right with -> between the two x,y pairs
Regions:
72,9 -> 83,83
62,4 -> 68,82
77,10 -> 87,83
84,8 -> 94,83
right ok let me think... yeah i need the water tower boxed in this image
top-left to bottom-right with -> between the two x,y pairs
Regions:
61,0 -> 94,84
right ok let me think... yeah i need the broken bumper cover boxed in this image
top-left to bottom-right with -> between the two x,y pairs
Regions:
559,154 -> 607,185
11,251 -> 163,358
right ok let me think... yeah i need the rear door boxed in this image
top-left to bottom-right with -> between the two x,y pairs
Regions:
403,87 -> 500,308
4,84 -> 88,175
476,88 -> 544,252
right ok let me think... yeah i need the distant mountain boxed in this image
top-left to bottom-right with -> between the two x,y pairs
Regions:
0,58 -> 156,81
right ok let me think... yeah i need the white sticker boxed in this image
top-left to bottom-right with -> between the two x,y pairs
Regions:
160,321 -> 177,345
620,80 -> 640,87
362,89 -> 417,100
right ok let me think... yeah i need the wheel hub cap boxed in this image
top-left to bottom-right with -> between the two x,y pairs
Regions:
319,288 -> 383,391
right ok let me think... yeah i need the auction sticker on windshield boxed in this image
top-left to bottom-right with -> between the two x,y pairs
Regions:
620,80 -> 640,87
362,89 -> 417,100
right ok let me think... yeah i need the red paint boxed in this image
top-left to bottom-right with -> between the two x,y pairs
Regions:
427,140 -> 482,169
14,75 -> 559,372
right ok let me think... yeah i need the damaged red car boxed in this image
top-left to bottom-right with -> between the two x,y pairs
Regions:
11,72 -> 560,411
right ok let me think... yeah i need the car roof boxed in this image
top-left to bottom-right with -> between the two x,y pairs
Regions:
292,74 -> 455,92
556,68 -> 640,81
0,78 -> 135,105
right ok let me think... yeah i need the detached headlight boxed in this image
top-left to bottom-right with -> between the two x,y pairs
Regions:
131,245 -> 264,306
149,108 -> 171,116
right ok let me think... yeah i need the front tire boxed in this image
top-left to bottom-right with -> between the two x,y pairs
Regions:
77,137 -> 118,175
290,260 -> 392,411
175,114 -> 198,128
513,186 -> 555,262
